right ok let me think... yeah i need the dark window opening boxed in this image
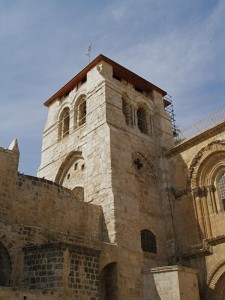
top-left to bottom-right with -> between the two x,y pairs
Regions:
137,107 -> 148,134
75,97 -> 87,129
141,229 -> 157,253
219,173 -> 225,210
100,262 -> 118,300
122,98 -> 131,126
79,100 -> 86,126
135,86 -> 143,93
134,158 -> 144,171
74,163 -> 78,170
113,74 -> 122,81
59,107 -> 70,140
81,76 -> 87,85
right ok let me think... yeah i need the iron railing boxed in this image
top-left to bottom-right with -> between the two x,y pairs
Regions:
175,107 -> 225,142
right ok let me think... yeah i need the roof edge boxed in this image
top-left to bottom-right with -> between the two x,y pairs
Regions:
44,54 -> 167,107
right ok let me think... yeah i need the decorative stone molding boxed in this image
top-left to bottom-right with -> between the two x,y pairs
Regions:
206,258 -> 225,300
206,235 -> 225,246
188,140 -> 225,188
171,187 -> 189,199
132,151 -> 157,181
182,241 -> 212,260
55,150 -> 83,184
192,186 -> 208,198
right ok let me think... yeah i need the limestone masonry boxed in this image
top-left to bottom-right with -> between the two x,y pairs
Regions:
0,54 -> 225,299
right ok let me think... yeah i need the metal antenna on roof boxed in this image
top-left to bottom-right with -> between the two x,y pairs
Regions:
86,43 -> 91,63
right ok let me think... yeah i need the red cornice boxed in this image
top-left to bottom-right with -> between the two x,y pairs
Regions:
44,54 -> 167,107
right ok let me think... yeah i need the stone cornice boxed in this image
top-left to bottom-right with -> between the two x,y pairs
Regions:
165,120 -> 225,157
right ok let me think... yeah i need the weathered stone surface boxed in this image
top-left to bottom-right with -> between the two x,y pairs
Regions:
1,55 -> 225,299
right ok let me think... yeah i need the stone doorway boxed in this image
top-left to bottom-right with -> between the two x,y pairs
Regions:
100,262 -> 118,300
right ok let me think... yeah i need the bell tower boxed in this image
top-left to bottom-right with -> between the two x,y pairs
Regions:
38,55 -> 175,299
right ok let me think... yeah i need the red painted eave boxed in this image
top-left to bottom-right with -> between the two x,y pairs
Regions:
44,54 -> 167,107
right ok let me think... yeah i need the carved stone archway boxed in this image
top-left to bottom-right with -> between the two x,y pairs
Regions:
188,140 -> 225,189
187,140 -> 225,239
207,259 -> 225,300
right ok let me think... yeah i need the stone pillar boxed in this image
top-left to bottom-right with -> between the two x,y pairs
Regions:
193,186 -> 212,239
143,265 -> 200,300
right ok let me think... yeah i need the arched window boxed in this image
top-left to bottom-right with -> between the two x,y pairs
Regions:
141,229 -> 157,253
137,106 -> 148,134
59,107 -> 70,139
219,172 -> 225,210
122,98 -> 131,126
74,97 -> 86,129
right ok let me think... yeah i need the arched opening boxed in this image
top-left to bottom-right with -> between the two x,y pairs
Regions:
74,97 -> 86,129
219,172 -> 225,210
122,97 -> 131,126
59,107 -> 70,139
137,106 -> 147,134
141,229 -> 157,253
0,242 -> 11,286
213,272 -> 225,300
100,262 -> 118,300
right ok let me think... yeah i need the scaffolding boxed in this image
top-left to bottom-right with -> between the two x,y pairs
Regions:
163,95 -> 179,138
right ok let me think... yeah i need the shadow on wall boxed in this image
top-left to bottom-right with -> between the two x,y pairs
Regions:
167,152 -> 207,299
143,272 -> 161,300
100,262 -> 118,300
0,241 -> 11,287
101,214 -> 110,243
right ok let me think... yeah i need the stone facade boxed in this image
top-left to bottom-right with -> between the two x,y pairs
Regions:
0,54 -> 224,299
166,121 -> 225,300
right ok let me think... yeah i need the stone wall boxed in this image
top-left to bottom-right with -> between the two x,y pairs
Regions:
22,243 -> 100,299
143,265 -> 199,300
166,121 -> 225,298
0,143 -> 105,299
37,58 -> 176,299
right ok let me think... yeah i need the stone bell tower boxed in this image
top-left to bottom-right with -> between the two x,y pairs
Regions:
38,54 -> 176,299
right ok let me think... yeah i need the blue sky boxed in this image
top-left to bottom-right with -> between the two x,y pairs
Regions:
0,0 -> 224,175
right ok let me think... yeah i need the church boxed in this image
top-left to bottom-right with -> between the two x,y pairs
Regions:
0,54 -> 225,299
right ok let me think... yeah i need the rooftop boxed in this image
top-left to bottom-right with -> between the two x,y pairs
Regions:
44,54 -> 167,107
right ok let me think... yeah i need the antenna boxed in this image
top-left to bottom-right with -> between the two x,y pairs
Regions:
86,43 -> 91,63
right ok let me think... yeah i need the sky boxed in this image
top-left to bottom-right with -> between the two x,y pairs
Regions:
0,0 -> 224,175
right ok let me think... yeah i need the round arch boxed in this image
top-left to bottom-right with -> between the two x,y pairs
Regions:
100,262 -> 118,300
207,259 -> 225,300
188,140 -> 225,189
71,92 -> 86,107
55,150 -> 83,185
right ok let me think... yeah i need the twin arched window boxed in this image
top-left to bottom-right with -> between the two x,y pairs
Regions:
122,98 -> 149,135
141,229 -> 157,253
137,107 -> 148,134
58,97 -> 87,140
59,107 -> 70,139
74,97 -> 86,129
